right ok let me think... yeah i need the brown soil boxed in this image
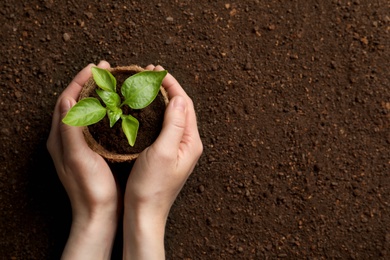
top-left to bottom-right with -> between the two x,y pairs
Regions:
1,0 -> 389,259
86,69 -> 167,155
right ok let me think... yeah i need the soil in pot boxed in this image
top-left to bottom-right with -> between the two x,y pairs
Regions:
85,68 -> 167,156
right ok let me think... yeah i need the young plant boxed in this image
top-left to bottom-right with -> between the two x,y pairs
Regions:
62,67 -> 167,146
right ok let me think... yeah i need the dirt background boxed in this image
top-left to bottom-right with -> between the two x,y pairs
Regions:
1,0 -> 389,259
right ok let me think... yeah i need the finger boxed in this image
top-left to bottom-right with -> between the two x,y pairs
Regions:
154,65 -> 189,100
48,66 -> 91,155
49,63 -> 94,141
47,124 -> 63,162
151,96 -> 187,160
179,105 -> 202,158
97,60 -> 110,69
59,61 -> 110,153
48,62 -> 111,159
60,60 -> 110,101
145,64 -> 155,71
154,66 -> 202,155
61,64 -> 95,101
47,98 -> 65,158
59,97 -> 89,154
154,65 -> 199,134
53,61 -> 110,132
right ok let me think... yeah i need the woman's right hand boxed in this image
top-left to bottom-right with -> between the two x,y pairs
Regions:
123,65 -> 203,260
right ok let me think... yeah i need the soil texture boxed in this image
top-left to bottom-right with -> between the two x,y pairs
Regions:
86,69 -> 167,155
1,0 -> 389,259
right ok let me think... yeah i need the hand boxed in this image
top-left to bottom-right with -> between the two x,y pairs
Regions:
123,65 -> 203,259
47,61 -> 119,260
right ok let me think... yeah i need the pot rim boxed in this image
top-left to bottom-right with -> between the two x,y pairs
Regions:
79,65 -> 169,162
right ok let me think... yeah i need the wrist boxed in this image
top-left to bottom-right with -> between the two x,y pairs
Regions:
123,208 -> 167,260
72,205 -> 118,225
62,213 -> 118,260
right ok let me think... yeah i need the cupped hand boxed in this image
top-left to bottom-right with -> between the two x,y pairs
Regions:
123,65 -> 203,259
47,61 -> 119,259
125,64 -> 203,219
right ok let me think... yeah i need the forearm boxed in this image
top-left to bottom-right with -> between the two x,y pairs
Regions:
123,208 -> 167,260
62,215 -> 117,260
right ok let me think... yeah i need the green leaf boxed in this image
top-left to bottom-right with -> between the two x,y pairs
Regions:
121,114 -> 139,146
107,108 -> 122,128
62,98 -> 106,126
96,89 -> 121,110
92,67 -> 116,92
121,70 -> 168,109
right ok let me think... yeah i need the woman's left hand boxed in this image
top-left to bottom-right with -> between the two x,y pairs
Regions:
47,61 -> 120,260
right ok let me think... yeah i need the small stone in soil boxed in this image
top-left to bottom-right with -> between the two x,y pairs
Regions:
62,33 -> 71,42
165,37 -> 173,45
244,62 -> 252,70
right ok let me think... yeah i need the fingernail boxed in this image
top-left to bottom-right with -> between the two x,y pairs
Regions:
172,96 -> 186,112
145,64 -> 155,71
97,60 -> 110,68
155,65 -> 165,71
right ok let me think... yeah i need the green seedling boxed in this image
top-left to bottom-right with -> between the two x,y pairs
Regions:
62,67 -> 167,146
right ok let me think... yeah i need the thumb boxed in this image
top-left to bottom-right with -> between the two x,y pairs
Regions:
59,97 -> 87,152
151,96 -> 187,157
